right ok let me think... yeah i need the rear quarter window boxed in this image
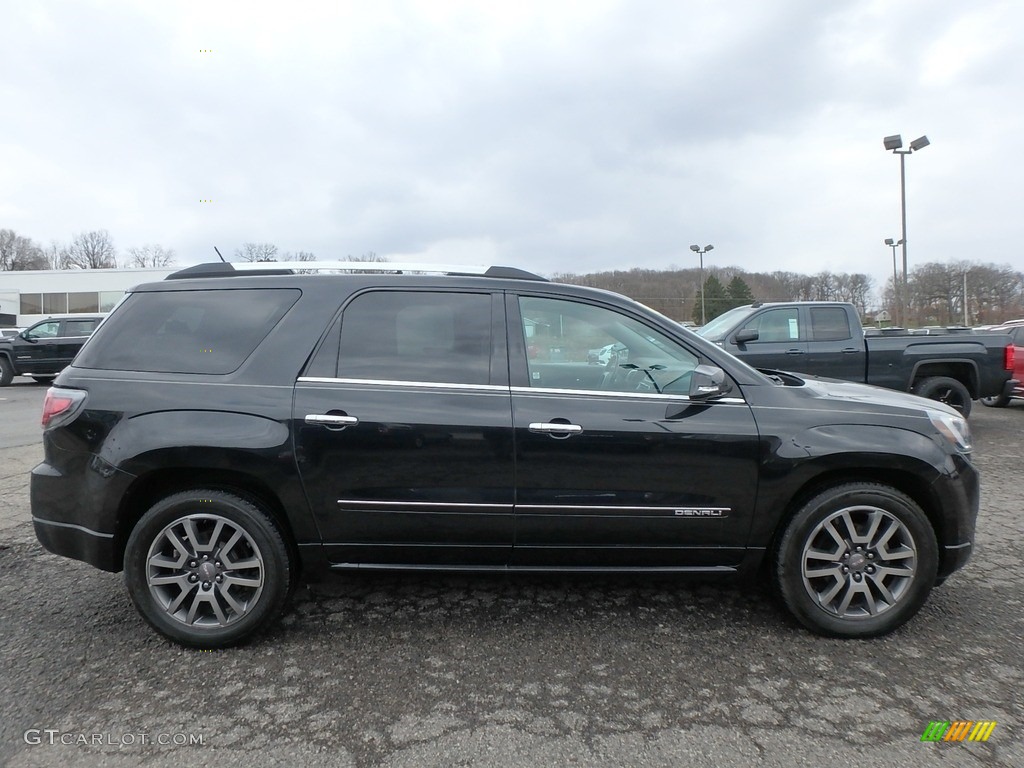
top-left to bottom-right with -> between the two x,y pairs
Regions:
75,289 -> 300,374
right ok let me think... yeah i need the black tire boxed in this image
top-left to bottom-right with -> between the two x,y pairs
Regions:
124,490 -> 293,648
912,376 -> 972,417
0,357 -> 13,387
980,392 -> 1010,408
774,483 -> 938,638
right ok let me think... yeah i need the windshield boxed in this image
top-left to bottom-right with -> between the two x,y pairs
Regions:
696,305 -> 756,342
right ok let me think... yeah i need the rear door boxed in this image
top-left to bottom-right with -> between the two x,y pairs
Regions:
58,317 -> 101,369
806,305 -> 864,380
293,289 -> 515,567
508,293 -> 761,569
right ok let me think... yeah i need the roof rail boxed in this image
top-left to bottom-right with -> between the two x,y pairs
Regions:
166,262 -> 547,281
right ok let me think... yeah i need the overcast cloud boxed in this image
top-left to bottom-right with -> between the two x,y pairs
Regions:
2,0 -> 1022,292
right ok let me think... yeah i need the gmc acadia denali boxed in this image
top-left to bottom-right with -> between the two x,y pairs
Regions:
31,262 -> 980,647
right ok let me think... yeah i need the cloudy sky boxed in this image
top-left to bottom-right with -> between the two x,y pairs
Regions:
2,0 -> 1022,290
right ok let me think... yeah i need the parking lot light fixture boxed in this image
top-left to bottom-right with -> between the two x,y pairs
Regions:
690,244 -> 714,325
884,238 -> 904,325
884,133 -> 930,328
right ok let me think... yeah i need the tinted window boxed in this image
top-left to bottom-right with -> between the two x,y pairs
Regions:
518,296 -> 699,394
338,291 -> 491,384
63,319 -> 99,337
810,307 -> 852,341
76,289 -> 300,374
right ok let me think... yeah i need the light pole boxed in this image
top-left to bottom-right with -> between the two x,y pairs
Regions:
884,238 -> 903,326
690,244 -> 714,324
883,133 -> 930,328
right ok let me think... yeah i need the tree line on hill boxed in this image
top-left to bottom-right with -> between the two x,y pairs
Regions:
555,261 -> 1024,326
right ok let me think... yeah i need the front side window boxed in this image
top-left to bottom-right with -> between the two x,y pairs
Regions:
746,308 -> 801,342
518,296 -> 698,394
338,291 -> 492,385
27,321 -> 61,339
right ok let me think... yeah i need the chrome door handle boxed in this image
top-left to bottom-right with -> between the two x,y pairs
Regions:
528,422 -> 583,435
785,349 -> 804,355
305,414 -> 359,427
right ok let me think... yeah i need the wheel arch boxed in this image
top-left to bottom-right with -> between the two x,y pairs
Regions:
114,467 -> 303,579
762,467 -> 950,574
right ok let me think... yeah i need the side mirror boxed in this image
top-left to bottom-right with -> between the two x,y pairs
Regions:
20,331 -> 36,342
734,328 -> 758,344
688,364 -> 733,400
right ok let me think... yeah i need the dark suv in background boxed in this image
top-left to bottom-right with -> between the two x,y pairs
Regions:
32,263 -> 979,647
0,315 -> 104,386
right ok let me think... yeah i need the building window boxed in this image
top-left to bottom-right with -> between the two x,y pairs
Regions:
43,293 -> 69,314
98,291 -> 122,312
20,294 -> 43,315
68,292 -> 100,313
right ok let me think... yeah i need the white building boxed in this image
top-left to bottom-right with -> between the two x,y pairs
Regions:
0,267 -> 176,327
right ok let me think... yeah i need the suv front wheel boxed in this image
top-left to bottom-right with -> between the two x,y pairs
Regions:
774,483 -> 938,638
124,490 -> 292,648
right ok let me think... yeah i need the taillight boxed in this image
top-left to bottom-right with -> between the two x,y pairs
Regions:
41,387 -> 86,429
1006,343 -> 1015,371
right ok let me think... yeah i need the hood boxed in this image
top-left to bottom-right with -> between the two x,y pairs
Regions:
768,370 -> 961,418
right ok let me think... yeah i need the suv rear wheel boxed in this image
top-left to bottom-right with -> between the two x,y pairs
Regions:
124,490 -> 292,648
774,483 -> 938,638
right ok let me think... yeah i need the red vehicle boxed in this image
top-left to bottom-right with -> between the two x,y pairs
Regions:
980,324 -> 1023,407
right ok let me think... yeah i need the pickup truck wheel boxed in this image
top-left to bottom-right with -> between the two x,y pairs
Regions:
124,490 -> 293,648
0,357 -> 13,387
980,393 -> 1010,408
774,483 -> 938,638
912,376 -> 972,417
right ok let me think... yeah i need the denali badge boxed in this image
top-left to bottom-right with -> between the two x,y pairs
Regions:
674,508 -> 730,518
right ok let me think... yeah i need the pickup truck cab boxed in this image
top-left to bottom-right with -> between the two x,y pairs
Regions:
697,302 -> 1017,417
0,315 -> 105,386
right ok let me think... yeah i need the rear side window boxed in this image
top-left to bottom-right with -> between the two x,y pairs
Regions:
63,319 -> 98,337
337,291 -> 492,384
810,307 -> 852,341
75,289 -> 300,374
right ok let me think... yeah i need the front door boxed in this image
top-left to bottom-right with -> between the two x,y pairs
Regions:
294,289 -> 515,567
725,306 -> 808,372
15,320 -> 62,374
508,294 -> 761,569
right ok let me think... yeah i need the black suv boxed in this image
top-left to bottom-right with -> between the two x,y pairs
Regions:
0,315 -> 105,386
32,263 -> 979,647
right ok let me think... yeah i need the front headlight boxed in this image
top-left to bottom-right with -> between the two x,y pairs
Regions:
928,410 -> 973,453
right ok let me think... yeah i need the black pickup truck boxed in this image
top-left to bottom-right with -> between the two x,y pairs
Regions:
697,301 -> 1016,417
0,315 -> 105,386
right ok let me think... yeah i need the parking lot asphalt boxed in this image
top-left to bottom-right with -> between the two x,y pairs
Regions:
0,387 -> 1021,767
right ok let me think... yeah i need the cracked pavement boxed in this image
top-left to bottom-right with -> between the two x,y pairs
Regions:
1,385 -> 1021,766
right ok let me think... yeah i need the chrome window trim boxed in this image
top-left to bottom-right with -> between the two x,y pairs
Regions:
295,378 -> 745,403
298,376 -> 509,392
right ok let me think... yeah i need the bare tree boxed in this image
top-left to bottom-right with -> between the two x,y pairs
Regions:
126,244 -> 176,268
234,242 -> 279,262
65,230 -> 117,269
44,240 -> 71,270
347,251 -> 387,262
281,250 -> 316,262
0,229 -> 47,270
